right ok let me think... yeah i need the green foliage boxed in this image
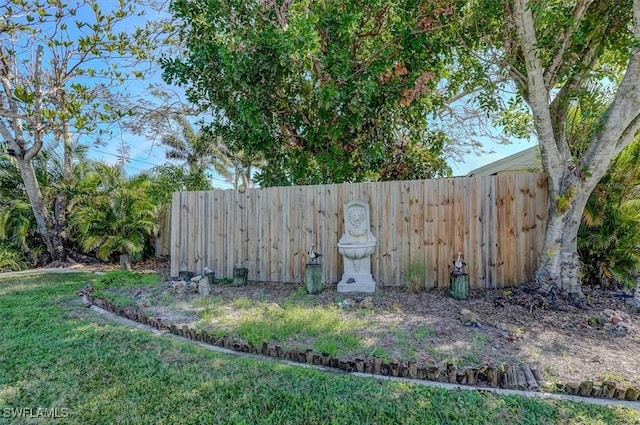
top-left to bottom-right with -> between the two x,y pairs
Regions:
196,294 -> 371,357
314,333 -> 361,357
367,347 -> 391,361
2,273 -> 637,424
553,185 -> 576,214
459,0 -> 634,142
92,270 -> 160,299
146,164 -> 191,206
159,115 -> 232,190
1,1 -> 169,262
579,204 -> 640,288
146,163 -> 218,206
0,243 -> 28,272
579,141 -> 640,288
94,270 -> 160,289
1,141 -> 167,266
0,196 -> 34,252
0,150 -> 62,262
162,0 -> 457,185
379,132 -> 451,181
0,154 -> 32,250
69,164 -> 159,261
406,261 -> 427,293
213,301 -> 368,356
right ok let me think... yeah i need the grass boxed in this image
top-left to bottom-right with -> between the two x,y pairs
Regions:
92,270 -> 161,298
213,301 -> 368,356
367,347 -> 391,361
413,325 -> 436,340
19,269 -> 370,358
406,262 -> 428,293
0,272 -> 639,424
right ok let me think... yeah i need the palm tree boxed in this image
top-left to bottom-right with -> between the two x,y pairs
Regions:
579,139 -> 640,289
160,116 -> 232,190
69,163 -> 159,266
0,145 -> 75,264
224,149 -> 265,191
0,152 -> 35,253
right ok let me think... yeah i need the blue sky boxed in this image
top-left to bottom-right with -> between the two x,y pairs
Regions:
77,3 -> 537,185
449,138 -> 537,176
90,68 -> 536,183
101,129 -> 537,183
2,1 -> 538,188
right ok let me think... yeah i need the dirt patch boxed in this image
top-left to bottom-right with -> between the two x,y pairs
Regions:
117,260 -> 640,388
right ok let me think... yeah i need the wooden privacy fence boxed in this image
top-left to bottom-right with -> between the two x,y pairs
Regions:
162,173 -> 549,289
155,207 -> 172,258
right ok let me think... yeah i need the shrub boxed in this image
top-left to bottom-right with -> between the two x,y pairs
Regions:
0,243 -> 28,272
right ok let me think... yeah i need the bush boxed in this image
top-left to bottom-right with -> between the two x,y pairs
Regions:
0,243 -> 28,272
579,142 -> 640,288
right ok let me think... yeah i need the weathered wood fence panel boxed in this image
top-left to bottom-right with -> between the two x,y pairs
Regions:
154,206 -> 172,257
161,173 -> 548,289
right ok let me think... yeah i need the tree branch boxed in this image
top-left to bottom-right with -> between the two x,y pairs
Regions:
0,108 -> 27,120
0,117 -> 17,147
581,42 -> 640,182
0,51 -> 27,156
549,32 -> 604,155
24,45 -> 44,162
543,0 -> 594,89
513,0 -> 565,191
613,114 -> 640,157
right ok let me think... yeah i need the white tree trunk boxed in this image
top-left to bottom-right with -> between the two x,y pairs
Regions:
535,178 -> 593,304
512,0 -> 640,305
15,157 -> 66,263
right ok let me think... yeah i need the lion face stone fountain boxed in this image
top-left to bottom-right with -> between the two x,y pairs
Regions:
337,200 -> 377,293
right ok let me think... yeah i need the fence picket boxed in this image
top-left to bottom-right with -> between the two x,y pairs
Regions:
161,174 -> 548,288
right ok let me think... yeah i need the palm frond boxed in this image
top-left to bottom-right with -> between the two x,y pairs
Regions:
161,134 -> 188,152
69,161 -> 161,261
581,206 -> 603,227
0,243 -> 27,272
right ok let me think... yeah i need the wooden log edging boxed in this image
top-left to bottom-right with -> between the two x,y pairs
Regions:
85,294 -> 640,402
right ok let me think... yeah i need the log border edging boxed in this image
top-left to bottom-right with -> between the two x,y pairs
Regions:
85,293 -> 640,404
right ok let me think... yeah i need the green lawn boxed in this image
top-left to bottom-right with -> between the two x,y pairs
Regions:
0,272 -> 638,424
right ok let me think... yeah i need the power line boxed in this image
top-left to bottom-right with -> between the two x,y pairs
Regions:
90,148 -> 163,167
87,147 -> 234,186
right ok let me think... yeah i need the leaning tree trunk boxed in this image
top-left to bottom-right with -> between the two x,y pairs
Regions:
534,171 -> 599,307
15,156 -> 67,264
505,0 -> 640,305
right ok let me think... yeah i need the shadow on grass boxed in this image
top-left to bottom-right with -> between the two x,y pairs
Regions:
0,273 -> 638,424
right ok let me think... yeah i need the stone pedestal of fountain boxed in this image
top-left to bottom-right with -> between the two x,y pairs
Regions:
337,201 -> 377,293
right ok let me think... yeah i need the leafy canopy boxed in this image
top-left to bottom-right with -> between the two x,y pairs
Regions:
0,0 -> 161,150
162,0 -> 464,186
579,140 -> 640,288
69,164 -> 159,261
458,0 -> 635,165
